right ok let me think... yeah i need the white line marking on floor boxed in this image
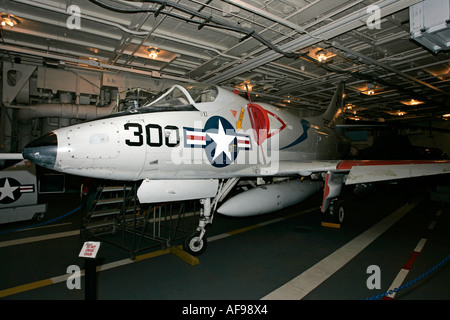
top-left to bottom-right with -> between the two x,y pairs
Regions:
261,198 -> 422,300
383,208 -> 442,300
0,230 -> 80,248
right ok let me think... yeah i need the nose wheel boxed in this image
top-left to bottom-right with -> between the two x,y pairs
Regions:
184,231 -> 208,256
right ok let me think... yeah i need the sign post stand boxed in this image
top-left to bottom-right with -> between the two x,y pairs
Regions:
79,241 -> 101,300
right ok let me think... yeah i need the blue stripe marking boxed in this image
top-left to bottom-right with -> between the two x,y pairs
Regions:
280,119 -> 311,150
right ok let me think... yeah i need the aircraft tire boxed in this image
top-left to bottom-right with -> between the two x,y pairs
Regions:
184,232 -> 208,256
33,213 -> 44,223
336,205 -> 345,224
326,202 -> 345,225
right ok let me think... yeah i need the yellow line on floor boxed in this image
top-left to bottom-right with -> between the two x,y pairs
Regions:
133,248 -> 171,262
0,279 -> 53,298
0,205 -> 316,298
227,224 -> 261,235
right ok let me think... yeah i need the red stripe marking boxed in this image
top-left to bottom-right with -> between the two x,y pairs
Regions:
321,172 -> 331,212
403,251 -> 420,270
187,135 -> 205,141
336,160 -> 450,170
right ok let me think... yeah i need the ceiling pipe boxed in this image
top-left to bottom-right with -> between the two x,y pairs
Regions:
205,0 -> 423,84
196,0 -> 366,85
222,0 -> 322,35
0,44 -> 192,83
8,0 -> 234,62
331,41 -> 450,96
13,101 -> 116,121
10,0 -> 149,36
89,0 -> 300,58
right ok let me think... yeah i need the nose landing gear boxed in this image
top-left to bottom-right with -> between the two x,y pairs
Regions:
183,198 -> 211,256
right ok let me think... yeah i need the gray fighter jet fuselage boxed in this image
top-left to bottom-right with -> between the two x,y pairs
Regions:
21,82 -> 450,255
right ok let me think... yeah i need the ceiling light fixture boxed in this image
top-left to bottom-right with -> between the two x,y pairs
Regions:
1,14 -> 20,27
236,81 -> 253,92
316,50 -> 328,62
401,99 -> 424,106
147,47 -> 160,59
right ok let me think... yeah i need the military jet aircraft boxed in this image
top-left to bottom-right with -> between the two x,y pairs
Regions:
20,82 -> 450,255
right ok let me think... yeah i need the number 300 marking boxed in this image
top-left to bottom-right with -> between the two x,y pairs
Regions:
124,123 -> 179,147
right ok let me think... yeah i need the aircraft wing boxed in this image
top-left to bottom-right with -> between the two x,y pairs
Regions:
335,160 -> 450,184
274,159 -> 450,213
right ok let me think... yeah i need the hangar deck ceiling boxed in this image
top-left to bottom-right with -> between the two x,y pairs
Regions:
0,0 -> 449,123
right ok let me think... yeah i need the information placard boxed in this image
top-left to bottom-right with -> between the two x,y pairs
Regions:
79,241 -> 101,259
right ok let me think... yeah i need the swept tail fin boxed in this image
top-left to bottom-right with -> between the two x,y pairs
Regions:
321,81 -> 345,128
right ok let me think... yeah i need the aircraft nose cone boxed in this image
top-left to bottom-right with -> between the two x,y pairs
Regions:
22,132 -> 58,170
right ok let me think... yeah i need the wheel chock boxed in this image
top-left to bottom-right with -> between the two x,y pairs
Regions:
170,245 -> 200,266
321,221 -> 341,229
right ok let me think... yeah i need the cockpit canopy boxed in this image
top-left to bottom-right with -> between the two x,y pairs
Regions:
142,83 -> 246,112
144,83 -> 217,108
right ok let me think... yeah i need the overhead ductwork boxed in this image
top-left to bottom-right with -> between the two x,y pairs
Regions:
410,0 -> 450,53
12,101 -> 115,150
15,101 -> 115,121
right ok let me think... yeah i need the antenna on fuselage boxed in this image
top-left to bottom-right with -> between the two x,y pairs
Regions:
245,83 -> 252,103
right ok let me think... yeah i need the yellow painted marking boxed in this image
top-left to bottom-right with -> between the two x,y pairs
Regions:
236,107 -> 245,131
227,224 -> 260,235
0,279 -> 53,298
0,205 -> 317,298
133,248 -> 171,262
321,222 -> 341,229
170,245 -> 199,266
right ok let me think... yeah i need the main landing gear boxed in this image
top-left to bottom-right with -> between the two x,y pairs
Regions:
321,171 -> 346,226
324,199 -> 345,224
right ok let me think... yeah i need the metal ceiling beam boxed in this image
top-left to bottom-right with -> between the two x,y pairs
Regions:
331,41 -> 450,96
205,0 -> 423,84
0,44 -> 192,82
222,0 -> 313,34
3,0 -> 232,69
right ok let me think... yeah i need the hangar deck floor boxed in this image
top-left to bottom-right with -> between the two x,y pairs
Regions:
0,180 -> 449,306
